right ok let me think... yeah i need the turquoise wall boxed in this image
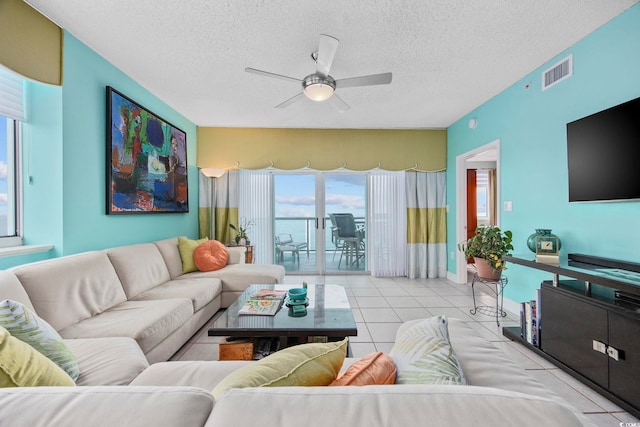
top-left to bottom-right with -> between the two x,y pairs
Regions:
61,32 -> 198,254
447,4 -> 640,303
0,82 -> 64,270
0,32 -> 198,268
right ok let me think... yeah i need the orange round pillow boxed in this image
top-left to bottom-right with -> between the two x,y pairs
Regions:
193,240 -> 229,272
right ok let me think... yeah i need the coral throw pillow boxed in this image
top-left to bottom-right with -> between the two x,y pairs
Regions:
193,240 -> 229,272
329,352 -> 396,386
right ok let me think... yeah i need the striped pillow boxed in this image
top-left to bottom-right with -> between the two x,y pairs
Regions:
0,299 -> 79,381
390,315 -> 466,385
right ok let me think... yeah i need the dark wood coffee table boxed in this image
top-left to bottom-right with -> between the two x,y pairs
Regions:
208,284 -> 357,354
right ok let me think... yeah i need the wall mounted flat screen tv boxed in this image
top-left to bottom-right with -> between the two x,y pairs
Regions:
567,96 -> 640,202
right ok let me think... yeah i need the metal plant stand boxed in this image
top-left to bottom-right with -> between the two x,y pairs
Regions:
470,273 -> 508,326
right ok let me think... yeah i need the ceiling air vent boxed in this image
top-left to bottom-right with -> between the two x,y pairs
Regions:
542,54 -> 573,91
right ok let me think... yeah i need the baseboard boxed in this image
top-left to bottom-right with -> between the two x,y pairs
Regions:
446,271 -> 461,283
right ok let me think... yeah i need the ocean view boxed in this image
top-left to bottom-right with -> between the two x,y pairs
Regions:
274,216 -> 366,253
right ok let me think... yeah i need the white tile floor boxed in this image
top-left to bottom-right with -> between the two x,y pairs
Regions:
173,275 -> 640,426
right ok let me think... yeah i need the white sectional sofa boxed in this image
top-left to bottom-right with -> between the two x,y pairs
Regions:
6,237 -> 284,363
0,238 -> 595,426
0,317 -> 595,427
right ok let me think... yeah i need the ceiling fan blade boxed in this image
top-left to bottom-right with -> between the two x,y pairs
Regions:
329,93 -> 350,113
315,34 -> 339,77
335,72 -> 392,89
245,67 -> 301,84
275,92 -> 305,109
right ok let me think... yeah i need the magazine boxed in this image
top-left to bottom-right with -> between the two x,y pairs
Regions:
238,298 -> 282,316
249,289 -> 287,300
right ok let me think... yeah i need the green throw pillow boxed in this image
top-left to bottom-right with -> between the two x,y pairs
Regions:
212,338 -> 348,400
0,299 -> 79,381
389,315 -> 466,385
0,325 -> 76,387
178,236 -> 209,273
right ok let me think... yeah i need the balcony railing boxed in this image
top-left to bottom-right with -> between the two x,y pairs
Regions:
274,216 -> 366,272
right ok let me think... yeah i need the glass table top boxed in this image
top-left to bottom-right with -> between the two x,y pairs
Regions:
208,284 -> 357,338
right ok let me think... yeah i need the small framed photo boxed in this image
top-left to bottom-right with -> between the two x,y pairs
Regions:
535,235 -> 560,265
536,235 -> 560,256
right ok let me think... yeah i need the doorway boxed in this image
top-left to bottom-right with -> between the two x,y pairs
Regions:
455,140 -> 500,284
273,172 -> 367,274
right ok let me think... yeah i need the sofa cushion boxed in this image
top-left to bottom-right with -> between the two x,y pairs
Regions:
209,385 -> 587,427
180,264 -> 285,307
329,352 -> 396,386
130,360 -> 253,390
178,237 -> 209,274
181,264 -> 284,292
212,338 -> 348,400
58,299 -> 193,354
390,315 -> 466,385
0,270 -> 35,311
446,318 -> 567,397
0,326 -> 76,387
106,243 -> 172,299
10,252 -> 128,332
131,278 -> 221,312
64,337 -> 149,386
0,299 -> 79,381
193,240 -> 229,272
0,386 -> 215,427
154,237 -> 184,279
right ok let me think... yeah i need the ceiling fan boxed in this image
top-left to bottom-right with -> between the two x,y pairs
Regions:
245,34 -> 392,112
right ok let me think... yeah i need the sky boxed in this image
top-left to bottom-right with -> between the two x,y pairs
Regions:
274,173 -> 366,219
0,117 -> 7,214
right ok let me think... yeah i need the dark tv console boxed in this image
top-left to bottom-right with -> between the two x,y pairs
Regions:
503,253 -> 640,419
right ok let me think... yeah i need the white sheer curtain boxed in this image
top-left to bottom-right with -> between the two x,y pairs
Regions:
367,170 -> 407,276
239,170 -> 272,264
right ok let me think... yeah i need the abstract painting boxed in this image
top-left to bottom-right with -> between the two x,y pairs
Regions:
107,86 -> 188,214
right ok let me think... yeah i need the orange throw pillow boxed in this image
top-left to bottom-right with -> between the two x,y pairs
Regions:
329,352 -> 396,386
193,240 -> 229,272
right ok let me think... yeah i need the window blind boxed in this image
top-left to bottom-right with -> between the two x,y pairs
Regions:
0,67 -> 25,121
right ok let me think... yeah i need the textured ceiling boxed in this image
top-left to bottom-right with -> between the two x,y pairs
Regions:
26,0 -> 638,129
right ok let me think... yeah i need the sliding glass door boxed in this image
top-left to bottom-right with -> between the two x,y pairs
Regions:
324,174 -> 366,273
273,172 -> 367,274
273,174 -> 317,273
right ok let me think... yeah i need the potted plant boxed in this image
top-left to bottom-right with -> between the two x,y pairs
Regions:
457,225 -> 514,280
229,217 -> 253,245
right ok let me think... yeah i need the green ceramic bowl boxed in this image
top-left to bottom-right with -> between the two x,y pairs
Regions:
288,287 -> 307,301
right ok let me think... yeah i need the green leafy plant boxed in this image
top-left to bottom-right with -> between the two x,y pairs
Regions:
229,217 -> 253,244
457,225 -> 514,270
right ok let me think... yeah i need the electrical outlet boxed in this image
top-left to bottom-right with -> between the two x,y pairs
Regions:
503,201 -> 513,211
592,340 -> 606,354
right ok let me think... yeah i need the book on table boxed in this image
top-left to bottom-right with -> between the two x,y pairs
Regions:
249,289 -> 287,300
238,298 -> 282,316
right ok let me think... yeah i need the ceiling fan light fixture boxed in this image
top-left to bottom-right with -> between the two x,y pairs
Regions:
304,83 -> 334,101
302,74 -> 335,102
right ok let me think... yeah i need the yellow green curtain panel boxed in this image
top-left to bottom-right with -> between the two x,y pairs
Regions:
406,207 -> 447,244
406,171 -> 447,279
198,170 -> 238,244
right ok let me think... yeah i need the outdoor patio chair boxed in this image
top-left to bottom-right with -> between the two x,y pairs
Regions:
275,233 -> 308,265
